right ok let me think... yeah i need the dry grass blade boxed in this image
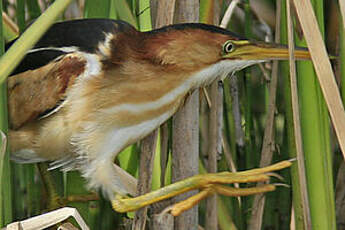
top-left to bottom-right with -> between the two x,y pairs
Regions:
5,207 -> 89,230
220,0 -> 240,28
292,0 -> 345,160
286,0 -> 311,228
2,12 -> 19,35
202,87 -> 212,108
290,207 -> 296,230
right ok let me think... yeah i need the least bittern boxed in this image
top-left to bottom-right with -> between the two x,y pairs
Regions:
7,19 -> 309,215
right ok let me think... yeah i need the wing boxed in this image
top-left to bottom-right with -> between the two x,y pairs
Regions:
7,19 -> 135,130
8,53 -> 86,129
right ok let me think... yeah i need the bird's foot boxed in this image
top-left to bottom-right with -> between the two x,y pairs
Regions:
111,160 -> 292,216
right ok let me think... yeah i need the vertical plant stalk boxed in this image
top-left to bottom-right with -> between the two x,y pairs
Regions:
200,1 -> 221,229
159,123 -> 169,189
243,2 -> 255,226
292,0 -> 338,229
220,2 -> 245,184
150,213 -> 174,230
243,0 -> 256,174
149,2 -> 176,229
335,4 -> 345,219
339,0 -> 345,104
248,1 -> 281,228
280,0 -> 310,229
154,0 -> 176,190
132,130 -> 158,230
286,0 -> 311,228
155,0 -> 176,28
293,0 -> 345,162
0,131 -> 7,227
172,2 -> 199,229
10,6 -> 40,221
0,132 -> 6,191
0,0 -> 12,226
335,162 -> 345,227
172,93 -> 199,230
229,76 -> 245,152
206,82 -> 222,230
16,0 -> 25,32
132,1 -> 156,229
340,6 -> 345,225
339,0 -> 345,30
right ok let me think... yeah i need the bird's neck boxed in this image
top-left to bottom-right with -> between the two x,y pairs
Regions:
187,59 -> 261,88
76,59 -> 261,129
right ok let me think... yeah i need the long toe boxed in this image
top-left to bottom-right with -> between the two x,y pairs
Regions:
111,160 -> 292,215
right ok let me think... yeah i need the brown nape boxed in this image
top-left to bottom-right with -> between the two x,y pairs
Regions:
104,27 -> 233,73
102,26 -> 142,69
141,28 -> 231,71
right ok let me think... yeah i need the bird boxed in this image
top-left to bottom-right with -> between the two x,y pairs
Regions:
7,19 -> 309,215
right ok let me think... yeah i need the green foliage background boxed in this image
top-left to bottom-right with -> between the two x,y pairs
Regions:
0,0 -> 343,229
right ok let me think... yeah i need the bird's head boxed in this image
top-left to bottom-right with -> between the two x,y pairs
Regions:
98,21 -> 310,89
135,23 -> 310,79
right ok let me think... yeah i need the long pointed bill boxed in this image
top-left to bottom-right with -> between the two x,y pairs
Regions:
222,40 -> 310,61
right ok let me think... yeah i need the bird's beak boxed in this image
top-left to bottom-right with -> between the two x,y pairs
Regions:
222,40 -> 310,61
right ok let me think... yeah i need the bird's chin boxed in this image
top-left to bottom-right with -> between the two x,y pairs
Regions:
220,59 -> 264,80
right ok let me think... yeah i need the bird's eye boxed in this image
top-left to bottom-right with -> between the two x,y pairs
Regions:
223,41 -> 235,54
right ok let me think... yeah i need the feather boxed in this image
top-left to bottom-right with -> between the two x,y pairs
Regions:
8,53 -> 87,129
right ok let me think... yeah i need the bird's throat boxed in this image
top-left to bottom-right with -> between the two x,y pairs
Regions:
189,59 -> 262,88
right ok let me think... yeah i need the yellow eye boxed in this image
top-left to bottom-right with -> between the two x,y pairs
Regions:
222,40 -> 235,54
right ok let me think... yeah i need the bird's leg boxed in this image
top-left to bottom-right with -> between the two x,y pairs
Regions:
37,163 -> 99,210
112,160 -> 291,216
37,163 -> 63,209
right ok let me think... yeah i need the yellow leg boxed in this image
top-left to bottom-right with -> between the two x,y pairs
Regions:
112,160 -> 291,215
